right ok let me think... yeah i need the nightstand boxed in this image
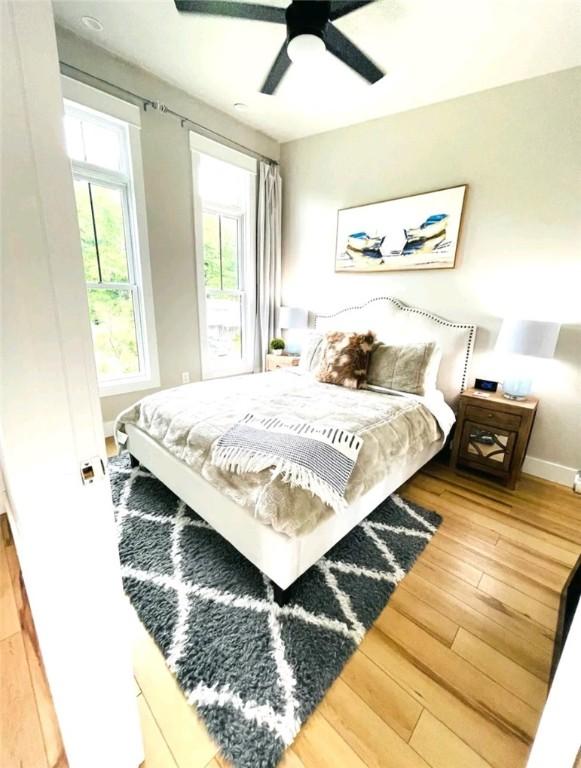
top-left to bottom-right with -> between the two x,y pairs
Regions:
450,388 -> 538,489
265,354 -> 300,372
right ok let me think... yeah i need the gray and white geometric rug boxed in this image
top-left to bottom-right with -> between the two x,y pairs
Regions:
110,454 -> 442,768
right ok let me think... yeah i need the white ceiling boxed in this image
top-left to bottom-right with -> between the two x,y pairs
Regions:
52,0 -> 581,143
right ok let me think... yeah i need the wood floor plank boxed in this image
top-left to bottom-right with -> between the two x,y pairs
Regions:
360,627 -> 530,768
292,711 -> 367,768
494,538 -> 572,582
390,584 -> 459,646
2,524 -> 67,768
131,609 -> 218,768
426,532 -> 563,607
410,709 -> 493,768
440,491 -> 580,561
403,485 -> 573,591
20,618 -> 68,768
339,649 -> 422,740
411,560 -> 555,653
478,574 -> 558,632
401,571 -> 552,680
320,677 -> 431,768
375,608 -> 539,742
452,629 -> 547,710
419,539 -> 482,586
137,693 -> 179,768
437,476 -> 581,543
403,487 -> 501,547
0,536 -> 19,642
408,472 -> 581,556
277,748 -> 305,768
0,632 -> 48,768
424,463 -> 579,519
214,747 -> 304,768
437,515 -> 500,548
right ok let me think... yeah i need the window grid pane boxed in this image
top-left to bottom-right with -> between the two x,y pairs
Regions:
87,286 -> 141,380
82,120 -> 122,171
91,185 -> 130,283
205,290 -> 242,363
65,97 -> 157,390
65,115 -> 84,163
220,215 -> 239,291
202,208 -> 243,366
73,179 -> 99,283
202,212 -> 221,290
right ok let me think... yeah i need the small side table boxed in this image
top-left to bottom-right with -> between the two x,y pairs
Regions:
450,388 -> 538,489
265,354 -> 300,372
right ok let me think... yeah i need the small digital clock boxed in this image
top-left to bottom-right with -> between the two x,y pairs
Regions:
474,378 -> 499,393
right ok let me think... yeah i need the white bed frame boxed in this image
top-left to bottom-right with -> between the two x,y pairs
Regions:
125,297 -> 476,590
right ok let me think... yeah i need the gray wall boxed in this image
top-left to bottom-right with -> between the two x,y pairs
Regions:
280,69 -> 581,471
55,27 -> 279,424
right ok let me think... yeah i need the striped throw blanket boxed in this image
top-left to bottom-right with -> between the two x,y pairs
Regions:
211,413 -> 363,514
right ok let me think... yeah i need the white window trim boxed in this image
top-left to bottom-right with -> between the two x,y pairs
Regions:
62,76 -> 159,398
190,132 -> 257,380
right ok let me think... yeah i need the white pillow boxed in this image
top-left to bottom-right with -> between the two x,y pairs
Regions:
299,331 -> 323,372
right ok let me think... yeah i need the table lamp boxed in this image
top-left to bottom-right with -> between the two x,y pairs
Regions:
279,306 -> 308,355
495,318 -> 560,400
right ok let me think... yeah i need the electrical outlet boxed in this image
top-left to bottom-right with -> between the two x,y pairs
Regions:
181,371 -> 190,384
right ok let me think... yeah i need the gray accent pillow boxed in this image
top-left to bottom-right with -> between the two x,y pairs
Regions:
367,341 -> 440,396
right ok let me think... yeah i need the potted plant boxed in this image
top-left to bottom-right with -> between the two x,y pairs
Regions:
270,338 -> 285,356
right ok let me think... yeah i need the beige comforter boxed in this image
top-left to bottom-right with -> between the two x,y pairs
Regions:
116,371 -> 453,536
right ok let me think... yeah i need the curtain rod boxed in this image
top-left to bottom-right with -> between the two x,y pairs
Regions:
59,61 -> 278,166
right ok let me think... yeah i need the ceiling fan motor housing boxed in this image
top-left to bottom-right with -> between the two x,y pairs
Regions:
285,0 -> 331,43
174,1 -> 383,94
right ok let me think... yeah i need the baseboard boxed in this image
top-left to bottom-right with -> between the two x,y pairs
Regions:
522,456 -> 577,488
103,420 -> 115,438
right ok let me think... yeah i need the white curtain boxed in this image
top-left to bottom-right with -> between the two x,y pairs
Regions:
255,161 -> 282,371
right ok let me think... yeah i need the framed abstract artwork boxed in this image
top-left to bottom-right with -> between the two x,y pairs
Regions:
335,185 -> 467,273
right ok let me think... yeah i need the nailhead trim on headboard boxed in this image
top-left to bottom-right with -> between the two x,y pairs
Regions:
315,296 -> 477,395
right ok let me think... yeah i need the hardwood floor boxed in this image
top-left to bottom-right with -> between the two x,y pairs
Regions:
4,444 -> 581,768
0,517 -> 67,768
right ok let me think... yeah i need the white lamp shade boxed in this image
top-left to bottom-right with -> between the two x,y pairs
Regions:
279,306 -> 308,330
495,319 -> 560,359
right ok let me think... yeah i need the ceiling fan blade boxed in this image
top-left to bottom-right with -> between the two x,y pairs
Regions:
174,1 -> 286,24
260,42 -> 292,95
324,23 -> 383,83
329,1 -> 374,21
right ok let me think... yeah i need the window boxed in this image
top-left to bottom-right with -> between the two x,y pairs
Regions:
191,135 -> 257,378
62,77 -> 159,397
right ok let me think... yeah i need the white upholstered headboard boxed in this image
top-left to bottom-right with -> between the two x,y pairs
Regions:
315,296 -> 476,407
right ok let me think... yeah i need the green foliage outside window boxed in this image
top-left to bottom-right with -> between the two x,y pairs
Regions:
203,212 -> 239,291
73,178 -> 140,380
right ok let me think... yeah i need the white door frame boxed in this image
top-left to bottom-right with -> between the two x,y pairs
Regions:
1,2 -> 142,766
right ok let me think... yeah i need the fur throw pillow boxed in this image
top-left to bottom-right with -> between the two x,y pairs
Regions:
316,330 -> 376,389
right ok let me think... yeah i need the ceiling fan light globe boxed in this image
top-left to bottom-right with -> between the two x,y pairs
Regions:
287,34 -> 326,64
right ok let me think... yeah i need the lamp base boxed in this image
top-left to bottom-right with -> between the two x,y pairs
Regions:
502,373 -> 532,400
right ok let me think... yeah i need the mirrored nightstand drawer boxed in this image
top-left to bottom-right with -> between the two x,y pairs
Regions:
459,420 -> 517,473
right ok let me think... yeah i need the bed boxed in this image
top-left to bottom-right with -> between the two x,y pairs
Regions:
119,296 -> 476,590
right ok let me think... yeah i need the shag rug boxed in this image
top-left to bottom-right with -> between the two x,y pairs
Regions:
110,454 -> 442,768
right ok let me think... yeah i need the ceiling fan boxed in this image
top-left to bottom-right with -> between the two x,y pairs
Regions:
174,1 -> 384,94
